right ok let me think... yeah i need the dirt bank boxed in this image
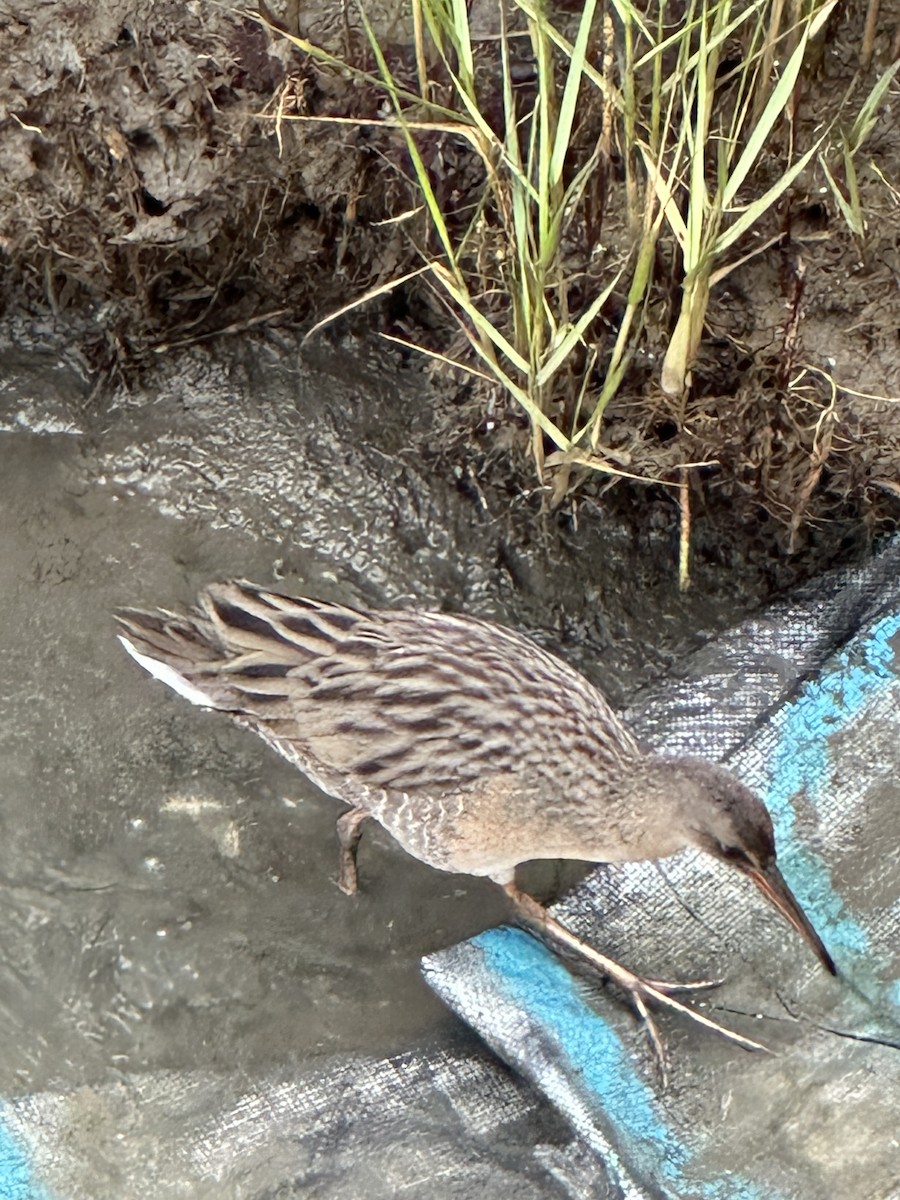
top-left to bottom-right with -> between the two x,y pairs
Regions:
2,0 -> 899,579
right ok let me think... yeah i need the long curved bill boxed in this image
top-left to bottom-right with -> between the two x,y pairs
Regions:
747,861 -> 837,976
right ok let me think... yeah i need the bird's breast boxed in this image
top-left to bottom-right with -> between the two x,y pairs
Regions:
362,770 -> 677,878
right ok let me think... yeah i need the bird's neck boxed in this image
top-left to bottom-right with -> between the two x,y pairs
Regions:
548,754 -> 701,866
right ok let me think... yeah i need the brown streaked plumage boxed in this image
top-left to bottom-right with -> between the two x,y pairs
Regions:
115,580 -> 836,1072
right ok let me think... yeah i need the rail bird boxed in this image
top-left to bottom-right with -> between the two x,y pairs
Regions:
116,580 -> 836,1067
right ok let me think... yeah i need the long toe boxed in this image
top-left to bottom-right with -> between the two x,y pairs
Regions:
630,990 -> 670,1086
641,975 -> 723,995
502,885 -> 768,1060
626,975 -> 768,1054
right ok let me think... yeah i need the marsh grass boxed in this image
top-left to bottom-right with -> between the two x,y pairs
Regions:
819,57 -> 900,241
255,1 -> 893,502
650,0 -> 839,399
258,0 -> 632,468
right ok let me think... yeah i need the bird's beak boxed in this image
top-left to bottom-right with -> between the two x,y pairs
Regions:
745,861 -> 837,976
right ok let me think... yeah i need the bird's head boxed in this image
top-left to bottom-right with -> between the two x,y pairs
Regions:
672,757 -> 837,976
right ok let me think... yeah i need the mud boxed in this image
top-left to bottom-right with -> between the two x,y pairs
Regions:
0,326 -> 778,1099
0,327 -> 794,1197
1,1 -> 898,561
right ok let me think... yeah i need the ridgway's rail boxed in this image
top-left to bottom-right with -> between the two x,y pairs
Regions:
116,581 -> 837,1073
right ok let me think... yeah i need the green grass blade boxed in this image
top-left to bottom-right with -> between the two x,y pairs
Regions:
723,2 -> 836,207
819,155 -> 861,236
534,268 -> 624,388
715,135 -> 825,255
359,7 -> 462,271
447,0 -> 475,93
849,58 -> 900,152
253,10 -> 461,121
512,0 -> 626,107
462,332 -> 572,449
431,263 -> 531,374
550,0 -> 597,189
639,143 -> 688,248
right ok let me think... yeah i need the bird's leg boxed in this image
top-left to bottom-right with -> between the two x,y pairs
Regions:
335,807 -> 370,895
502,883 -> 767,1074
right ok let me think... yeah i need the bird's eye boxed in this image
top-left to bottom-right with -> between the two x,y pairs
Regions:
720,844 -> 752,865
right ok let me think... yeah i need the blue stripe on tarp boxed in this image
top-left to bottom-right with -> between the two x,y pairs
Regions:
476,926 -> 775,1200
762,609 -> 900,985
0,1118 -> 49,1200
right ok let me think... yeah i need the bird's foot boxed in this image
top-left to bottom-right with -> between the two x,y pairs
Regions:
620,972 -> 765,1086
336,857 -> 359,896
642,975 -> 723,995
502,883 -> 767,1084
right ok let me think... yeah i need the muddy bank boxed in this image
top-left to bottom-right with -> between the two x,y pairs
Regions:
1,1 -> 899,567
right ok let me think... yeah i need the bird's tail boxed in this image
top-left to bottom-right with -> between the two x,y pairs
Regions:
114,580 -> 358,712
114,599 -> 233,709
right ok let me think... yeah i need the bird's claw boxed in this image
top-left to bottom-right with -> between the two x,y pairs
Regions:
626,974 -> 769,1077
642,975 -> 724,995
503,884 -> 770,1079
630,990 -> 670,1087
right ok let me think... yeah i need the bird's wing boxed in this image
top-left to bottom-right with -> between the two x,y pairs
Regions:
116,580 -> 640,794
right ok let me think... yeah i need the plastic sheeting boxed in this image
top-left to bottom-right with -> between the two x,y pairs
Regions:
426,537 -> 900,1199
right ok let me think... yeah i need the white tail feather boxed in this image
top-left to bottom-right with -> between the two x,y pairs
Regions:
117,635 -> 215,709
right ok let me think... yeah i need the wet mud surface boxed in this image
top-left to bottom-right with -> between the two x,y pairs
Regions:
0,311 -> 897,1199
3,327 -> 791,1197
0,329 -> 792,1097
